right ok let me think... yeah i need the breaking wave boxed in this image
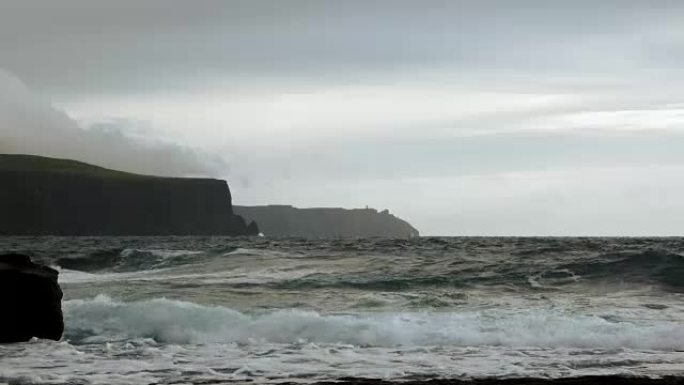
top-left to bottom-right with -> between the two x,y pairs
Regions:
55,247 -> 235,272
64,295 -> 684,350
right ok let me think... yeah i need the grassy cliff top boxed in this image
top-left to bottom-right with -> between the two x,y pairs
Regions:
0,154 -> 158,179
0,154 -> 226,184
0,154 -> 228,184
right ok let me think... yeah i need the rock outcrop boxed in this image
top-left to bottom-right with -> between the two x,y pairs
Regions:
0,253 -> 64,343
0,154 -> 258,235
234,205 -> 419,238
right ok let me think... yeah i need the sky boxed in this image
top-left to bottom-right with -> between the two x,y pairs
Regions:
1,0 -> 684,235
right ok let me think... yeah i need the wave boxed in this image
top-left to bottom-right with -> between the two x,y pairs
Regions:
54,245 -> 684,292
563,249 -> 684,289
64,296 -> 684,350
270,276 -> 470,291
268,250 -> 684,291
55,247 -> 235,272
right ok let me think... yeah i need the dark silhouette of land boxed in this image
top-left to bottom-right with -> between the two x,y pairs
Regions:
234,204 -> 419,238
0,154 -> 257,235
1,154 -> 419,238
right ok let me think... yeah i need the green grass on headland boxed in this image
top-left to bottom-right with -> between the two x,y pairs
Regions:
0,154 -> 169,180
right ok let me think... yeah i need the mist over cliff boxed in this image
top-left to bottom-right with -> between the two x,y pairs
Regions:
0,69 -> 221,177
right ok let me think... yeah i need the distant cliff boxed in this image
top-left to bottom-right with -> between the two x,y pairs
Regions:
234,205 -> 419,238
0,154 -> 258,236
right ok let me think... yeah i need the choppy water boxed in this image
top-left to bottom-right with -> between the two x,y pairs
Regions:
1,237 -> 683,384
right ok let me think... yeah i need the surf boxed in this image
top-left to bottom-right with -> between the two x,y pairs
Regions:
64,295 -> 684,350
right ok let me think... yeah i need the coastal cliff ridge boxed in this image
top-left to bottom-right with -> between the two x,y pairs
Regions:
0,154 -> 257,236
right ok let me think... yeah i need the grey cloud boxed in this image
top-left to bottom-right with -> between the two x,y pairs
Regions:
227,130 -> 684,187
2,1 -> 683,95
2,1 -> 684,235
231,163 -> 684,236
0,69 -> 222,177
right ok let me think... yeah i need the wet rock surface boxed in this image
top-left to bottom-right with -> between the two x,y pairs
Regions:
0,253 -> 63,343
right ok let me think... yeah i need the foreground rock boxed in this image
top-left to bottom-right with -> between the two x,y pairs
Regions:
0,253 -> 63,343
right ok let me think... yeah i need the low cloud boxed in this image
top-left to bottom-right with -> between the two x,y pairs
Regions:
0,69 -> 222,177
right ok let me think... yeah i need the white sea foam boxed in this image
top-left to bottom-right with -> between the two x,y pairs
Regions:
121,248 -> 204,259
57,268 -> 99,284
6,337 -> 683,385
57,267 -> 168,284
64,295 -> 684,350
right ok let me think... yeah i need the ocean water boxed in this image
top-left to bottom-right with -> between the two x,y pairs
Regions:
1,236 -> 683,384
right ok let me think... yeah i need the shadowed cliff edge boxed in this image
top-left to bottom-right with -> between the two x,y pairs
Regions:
234,204 -> 419,238
0,154 -> 258,236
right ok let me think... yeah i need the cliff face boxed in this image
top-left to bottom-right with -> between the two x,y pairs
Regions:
0,154 -> 257,236
234,205 -> 419,238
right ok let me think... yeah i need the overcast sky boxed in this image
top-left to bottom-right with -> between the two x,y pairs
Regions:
2,0 -> 684,235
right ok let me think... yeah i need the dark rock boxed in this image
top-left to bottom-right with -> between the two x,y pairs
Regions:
0,253 -> 64,343
246,220 -> 260,235
0,154 -> 256,236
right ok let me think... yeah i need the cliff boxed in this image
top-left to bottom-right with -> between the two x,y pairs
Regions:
233,205 -> 419,238
0,154 -> 258,236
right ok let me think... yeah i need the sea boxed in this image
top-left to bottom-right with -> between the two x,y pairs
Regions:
0,236 -> 683,384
